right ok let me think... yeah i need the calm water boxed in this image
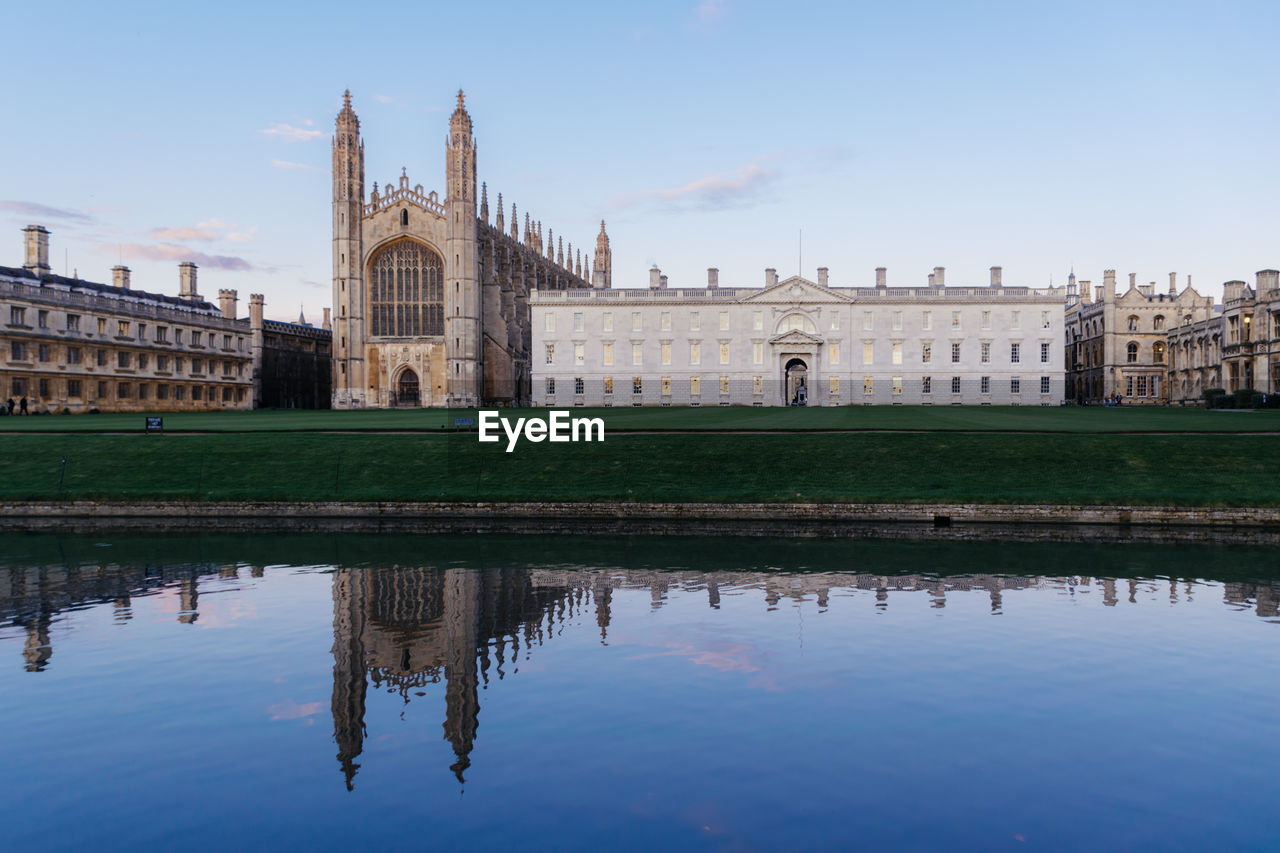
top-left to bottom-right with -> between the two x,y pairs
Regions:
2,534 -> 1278,851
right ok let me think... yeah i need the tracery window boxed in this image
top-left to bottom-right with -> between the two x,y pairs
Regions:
369,239 -> 444,337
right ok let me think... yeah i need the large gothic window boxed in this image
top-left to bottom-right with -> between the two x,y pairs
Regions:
369,239 -> 444,337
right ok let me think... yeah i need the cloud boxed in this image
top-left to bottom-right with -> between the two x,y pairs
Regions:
613,161 -> 775,212
0,200 -> 92,222
259,122 -> 323,142
271,158 -> 321,172
106,241 -> 254,271
226,226 -> 257,242
373,94 -> 393,104
696,0 -> 727,24
299,278 -> 326,290
150,226 -> 218,241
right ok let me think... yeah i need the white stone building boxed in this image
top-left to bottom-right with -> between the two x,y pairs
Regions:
530,266 -> 1065,406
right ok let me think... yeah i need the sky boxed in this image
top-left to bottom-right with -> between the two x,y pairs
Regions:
2,0 -> 1278,321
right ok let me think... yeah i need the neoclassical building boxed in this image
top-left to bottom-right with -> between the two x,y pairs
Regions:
531,265 -> 1065,406
1063,271 -> 1216,404
330,90 -> 609,409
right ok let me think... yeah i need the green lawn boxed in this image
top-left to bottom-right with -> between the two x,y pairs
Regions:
2,431 -> 1277,506
0,405 -> 1278,434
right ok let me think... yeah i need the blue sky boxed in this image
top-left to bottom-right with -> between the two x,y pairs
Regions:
2,0 -> 1277,320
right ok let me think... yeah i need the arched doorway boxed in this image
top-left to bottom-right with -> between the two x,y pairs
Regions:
784,358 -> 808,406
396,368 -> 420,407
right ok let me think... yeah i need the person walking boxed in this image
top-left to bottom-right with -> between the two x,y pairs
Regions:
19,395 -> 28,415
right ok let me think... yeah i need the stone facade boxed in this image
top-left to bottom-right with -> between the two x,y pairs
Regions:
1,226 -> 253,413
330,91 -> 607,409
1218,270 -> 1280,396
1064,270 -> 1215,404
531,266 -> 1065,406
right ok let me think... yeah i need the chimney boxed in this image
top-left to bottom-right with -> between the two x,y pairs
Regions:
178,262 -> 199,301
933,266 -> 945,287
323,307 -> 332,330
22,225 -> 51,276
218,288 -> 238,320
649,265 -> 661,289
928,273 -> 936,287
817,267 -> 829,287
1169,272 -> 1177,295
875,267 -> 886,288
1258,269 -> 1280,294
1103,269 -> 1116,299
1140,282 -> 1154,297
765,267 -> 778,287
990,266 -> 1002,287
1224,280 -> 1247,302
1095,285 -> 1106,303
659,274 -> 668,289
112,265 -> 131,290
1128,272 -> 1137,290
1080,281 -> 1092,303
707,268 -> 719,289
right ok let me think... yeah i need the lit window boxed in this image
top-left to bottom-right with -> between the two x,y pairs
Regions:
863,342 -> 873,364
691,377 -> 700,395
603,343 -> 614,366
720,376 -> 729,394
922,376 -> 932,394
632,377 -> 642,395
863,311 -> 874,331
661,376 -> 671,394
604,377 -> 614,394
829,376 -> 839,395
720,343 -> 730,365
118,321 -> 130,337
753,342 -> 763,364
892,376 -> 902,395
830,343 -> 841,365
661,343 -> 671,365
753,376 -> 763,394
778,314 -> 815,333
690,343 -> 701,365
633,343 -> 643,365
891,343 -> 901,365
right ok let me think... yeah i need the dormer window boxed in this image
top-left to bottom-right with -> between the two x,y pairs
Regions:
401,209 -> 409,227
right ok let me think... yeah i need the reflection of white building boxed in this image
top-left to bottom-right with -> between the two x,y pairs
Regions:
530,266 -> 1065,406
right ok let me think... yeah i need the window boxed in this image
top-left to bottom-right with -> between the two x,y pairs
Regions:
922,343 -> 932,364
951,376 -> 961,394
831,314 -> 840,331
1126,342 -> 1138,363
690,377 -> 700,395
951,343 -> 961,363
632,377 -> 642,395
175,329 -> 183,344
980,342 -> 990,364
37,310 -> 48,328
689,312 -> 700,331
633,312 -> 643,332
661,376 -> 671,394
753,342 -> 763,365
9,307 -> 25,325
633,343 -> 643,365
97,380 -> 108,399
603,377 -> 614,394
1010,343 -> 1020,363
573,312 -> 584,333
192,331 -> 202,347
893,311 -> 902,331
603,313 -> 613,333
546,378 -> 556,395
752,376 -> 763,394
1011,311 -> 1021,329
980,376 -> 990,394
157,355 -> 167,371
117,382 -> 132,399
719,343 -> 730,365
661,312 -> 671,332
155,326 -> 167,343
223,334 -> 231,350
138,384 -> 148,400
175,358 -> 184,374
863,376 -> 874,395
544,313 -> 556,333
1128,315 -> 1140,332
118,320 -> 130,337
951,311 -> 961,330
67,380 -> 82,398
138,353 -> 148,369
778,313 -> 815,333
690,343 -> 700,365
1151,376 -> 1160,398
575,343 -> 585,366
67,347 -> 81,365
117,351 -> 131,368
719,312 -> 729,331
1152,341 -> 1165,364
1126,375 -> 1134,397
891,342 -> 901,365
1040,342 -> 1050,363
1041,311 -> 1051,329
1010,377 -> 1021,394
1136,375 -> 1149,397
97,318 -> 107,334
830,343 -> 841,365
720,376 -> 730,394
752,311 -> 762,331
66,314 -> 80,331
660,343 -> 671,365
157,384 -> 169,400
1040,376 -> 1051,394
192,359 -> 203,375
545,344 -> 555,365
981,310 -> 991,329
829,376 -> 839,395
223,360 -> 233,377
921,376 -> 932,394
38,344 -> 49,362
863,342 -> 873,364
863,311 -> 874,331
922,311 -> 932,331
97,349 -> 107,367
369,239 -> 444,336
9,378 -> 27,396
892,376 -> 903,395
603,343 -> 614,366
174,385 -> 185,401
38,378 -> 49,398
1153,315 -> 1165,331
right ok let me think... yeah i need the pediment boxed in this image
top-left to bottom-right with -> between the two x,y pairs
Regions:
769,328 -> 824,346
740,275 -> 848,304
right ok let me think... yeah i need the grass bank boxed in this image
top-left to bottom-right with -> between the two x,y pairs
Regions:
2,432 -> 1276,506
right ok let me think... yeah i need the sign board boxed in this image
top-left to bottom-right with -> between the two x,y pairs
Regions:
145,416 -> 163,434
453,417 -> 476,429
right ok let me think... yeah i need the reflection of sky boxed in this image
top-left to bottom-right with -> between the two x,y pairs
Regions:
1,556 -> 1279,851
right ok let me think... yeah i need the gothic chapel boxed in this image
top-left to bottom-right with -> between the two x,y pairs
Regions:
331,89 -> 610,408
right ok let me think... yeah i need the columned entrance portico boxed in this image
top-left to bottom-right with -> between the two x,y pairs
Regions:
784,358 -> 809,405
769,329 -> 824,406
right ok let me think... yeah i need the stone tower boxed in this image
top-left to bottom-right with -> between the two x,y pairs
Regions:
332,90 -> 366,407
445,91 -> 480,406
592,220 -> 612,289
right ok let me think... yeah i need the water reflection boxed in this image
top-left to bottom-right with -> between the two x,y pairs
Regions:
2,535 -> 1278,794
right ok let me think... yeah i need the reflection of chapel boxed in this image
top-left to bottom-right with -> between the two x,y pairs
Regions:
331,90 -> 611,409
